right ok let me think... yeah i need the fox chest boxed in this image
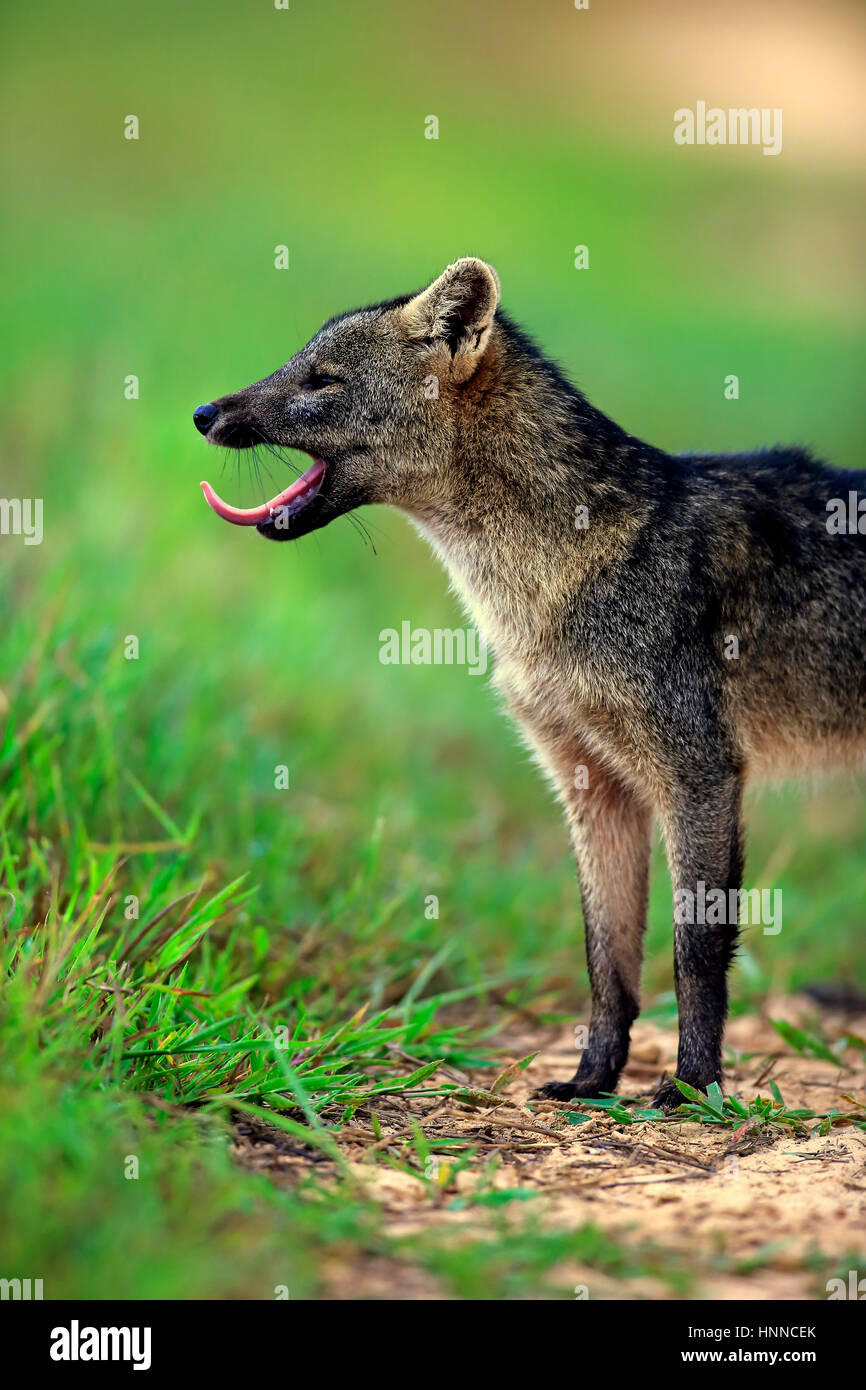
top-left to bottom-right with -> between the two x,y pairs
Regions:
492,646 -> 631,774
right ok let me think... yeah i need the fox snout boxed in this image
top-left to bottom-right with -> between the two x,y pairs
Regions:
193,375 -> 370,542
192,390 -> 268,449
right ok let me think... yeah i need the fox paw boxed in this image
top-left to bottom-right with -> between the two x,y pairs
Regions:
536,1079 -> 607,1103
651,1077 -> 721,1112
650,1080 -> 685,1112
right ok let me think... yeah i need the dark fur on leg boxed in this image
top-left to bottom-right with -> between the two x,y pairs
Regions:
652,772 -> 743,1110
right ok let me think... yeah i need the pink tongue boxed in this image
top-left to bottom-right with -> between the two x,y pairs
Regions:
200,459 -> 326,525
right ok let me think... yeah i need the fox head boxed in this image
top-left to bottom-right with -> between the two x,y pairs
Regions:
195,257 -> 502,540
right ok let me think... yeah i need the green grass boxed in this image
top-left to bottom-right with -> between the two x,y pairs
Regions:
664,1079 -> 865,1136
552,1078 -> 866,1132
1,0 -> 864,1298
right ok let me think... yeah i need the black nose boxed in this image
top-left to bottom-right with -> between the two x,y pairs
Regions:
193,402 -> 219,435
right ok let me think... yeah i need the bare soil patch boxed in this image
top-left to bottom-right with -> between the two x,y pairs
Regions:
233,994 -> 866,1299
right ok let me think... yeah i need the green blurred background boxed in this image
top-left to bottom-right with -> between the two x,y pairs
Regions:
0,0 -> 864,1298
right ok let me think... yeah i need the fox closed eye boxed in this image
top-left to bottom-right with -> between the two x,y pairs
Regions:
304,369 -> 342,390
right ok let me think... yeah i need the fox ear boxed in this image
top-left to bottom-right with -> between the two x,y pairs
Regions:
403,258 -> 500,378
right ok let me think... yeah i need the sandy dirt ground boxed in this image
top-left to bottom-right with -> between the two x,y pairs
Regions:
234,994 -> 866,1300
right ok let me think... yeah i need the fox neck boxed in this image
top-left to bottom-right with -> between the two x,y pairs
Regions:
402,325 -> 650,657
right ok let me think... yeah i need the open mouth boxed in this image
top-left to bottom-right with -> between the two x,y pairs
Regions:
200,457 -> 326,526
